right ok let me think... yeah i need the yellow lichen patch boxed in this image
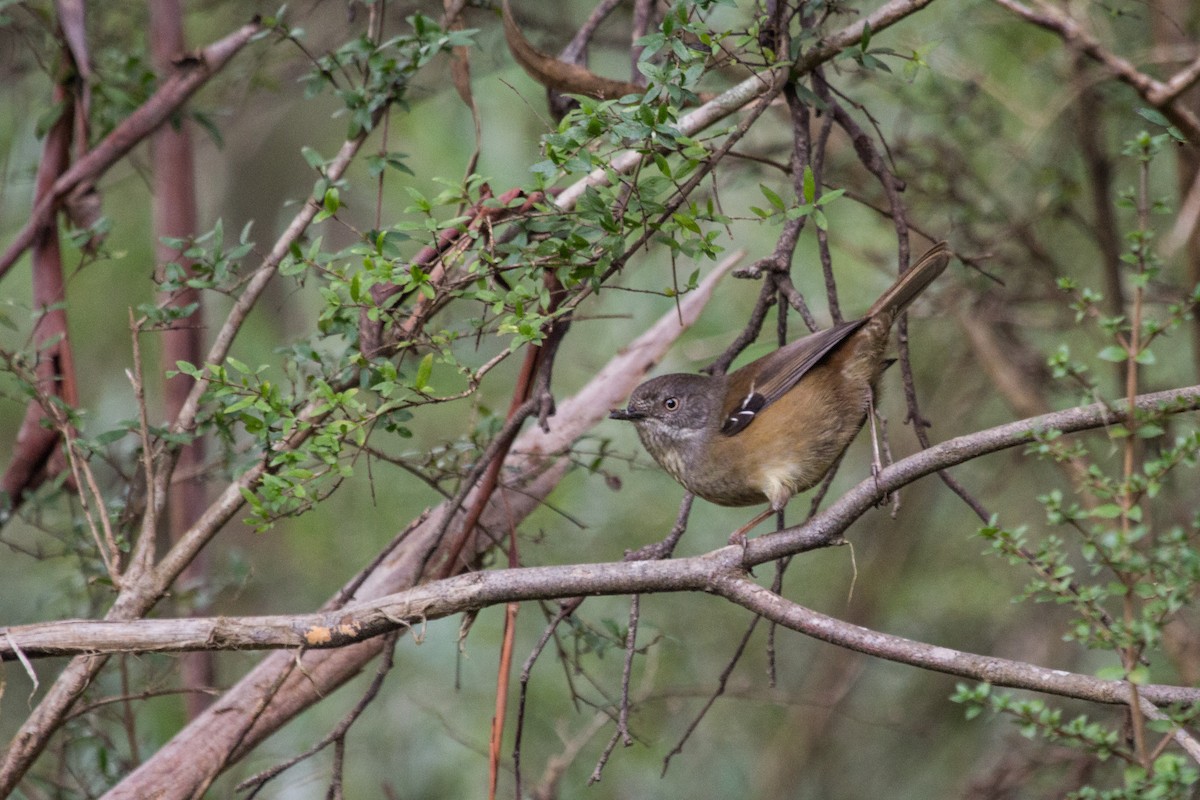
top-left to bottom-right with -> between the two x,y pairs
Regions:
305,626 -> 333,645
335,621 -> 361,637
303,620 -> 362,646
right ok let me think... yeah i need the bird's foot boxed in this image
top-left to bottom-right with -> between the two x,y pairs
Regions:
727,527 -> 748,550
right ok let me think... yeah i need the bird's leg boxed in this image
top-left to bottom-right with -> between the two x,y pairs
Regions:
867,390 -> 889,504
878,409 -> 902,515
868,390 -> 883,482
866,391 -> 900,511
728,506 -> 775,549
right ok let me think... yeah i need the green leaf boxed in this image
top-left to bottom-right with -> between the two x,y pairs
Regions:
1097,345 -> 1127,363
225,395 -> 257,414
759,183 -> 785,212
653,152 -> 672,178
414,352 -> 433,391
238,484 -> 260,508
323,188 -> 341,213
1136,423 -> 1164,438
301,146 -> 325,170
673,213 -> 702,234
175,361 -> 203,378
94,428 -> 129,446
815,188 -> 845,206
1135,107 -> 1170,127
802,165 -> 815,204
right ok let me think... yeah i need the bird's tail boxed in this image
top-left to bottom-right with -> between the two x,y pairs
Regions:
866,241 -> 952,318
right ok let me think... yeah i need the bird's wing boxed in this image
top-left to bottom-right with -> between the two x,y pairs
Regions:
720,319 -> 867,436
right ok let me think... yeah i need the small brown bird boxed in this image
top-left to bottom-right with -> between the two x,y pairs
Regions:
609,242 -> 951,543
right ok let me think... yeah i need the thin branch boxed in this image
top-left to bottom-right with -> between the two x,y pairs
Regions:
990,0 -> 1200,145
711,576 -> 1200,710
1139,698 -> 1200,765
127,313 -> 157,576
660,612 -> 761,776
235,632 -> 400,796
1153,54 -> 1200,105
0,21 -> 263,278
60,432 -> 120,583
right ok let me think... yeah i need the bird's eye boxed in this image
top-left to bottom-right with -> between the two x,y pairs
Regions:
663,397 -> 679,411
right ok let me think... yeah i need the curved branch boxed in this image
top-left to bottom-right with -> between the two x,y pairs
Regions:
0,20 -> 263,278
991,0 -> 1200,145
501,0 -> 643,101
5,384 -> 1198,652
744,384 -> 1200,564
712,577 -> 1198,707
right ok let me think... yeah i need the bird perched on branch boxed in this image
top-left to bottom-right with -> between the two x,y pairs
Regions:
610,242 -> 952,545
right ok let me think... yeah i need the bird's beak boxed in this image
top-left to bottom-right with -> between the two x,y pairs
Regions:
609,407 -> 643,421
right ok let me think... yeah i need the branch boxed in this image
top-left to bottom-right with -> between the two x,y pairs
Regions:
501,0 -> 643,101
745,383 -> 1200,564
1155,54 -> 1200,106
990,0 -> 1200,145
553,0 -> 939,211
10,476 -> 1200,722
712,577 -> 1199,708
0,20 -> 263,278
94,247 -> 739,800
6,385 -> 1198,655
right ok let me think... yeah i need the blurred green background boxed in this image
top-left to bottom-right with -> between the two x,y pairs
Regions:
2,0 -> 1198,797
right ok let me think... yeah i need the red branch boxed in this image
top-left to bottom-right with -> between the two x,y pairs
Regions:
359,186 -> 545,356
1,79 -> 80,502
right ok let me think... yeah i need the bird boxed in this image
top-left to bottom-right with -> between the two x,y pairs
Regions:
609,242 -> 951,545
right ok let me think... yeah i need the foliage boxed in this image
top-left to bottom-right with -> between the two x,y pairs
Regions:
965,127 -> 1200,796
0,0 -> 1199,798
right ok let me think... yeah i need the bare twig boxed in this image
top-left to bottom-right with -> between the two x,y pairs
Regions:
236,632 -> 400,797
127,312 -> 157,576
660,612 -> 761,775
60,432 -> 121,583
